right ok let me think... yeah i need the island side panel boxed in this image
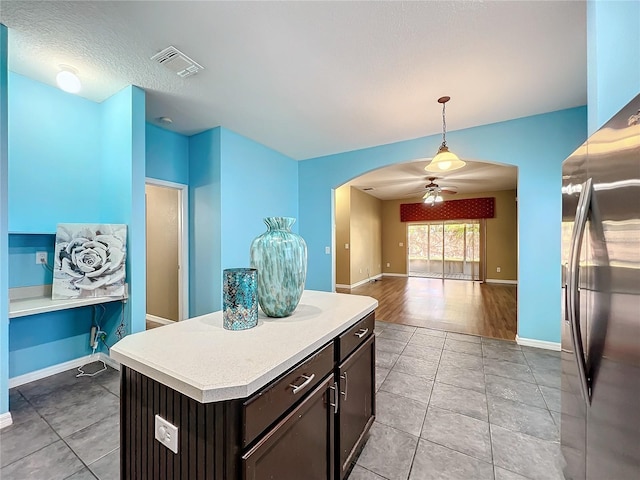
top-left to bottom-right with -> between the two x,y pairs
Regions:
121,366 -> 243,479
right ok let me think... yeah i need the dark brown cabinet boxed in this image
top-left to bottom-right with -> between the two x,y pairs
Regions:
120,310 -> 376,479
337,335 -> 375,479
243,375 -> 336,480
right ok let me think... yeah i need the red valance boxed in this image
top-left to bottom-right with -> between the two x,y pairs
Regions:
400,197 -> 495,222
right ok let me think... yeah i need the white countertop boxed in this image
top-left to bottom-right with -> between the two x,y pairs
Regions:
9,285 -> 127,319
110,290 -> 377,403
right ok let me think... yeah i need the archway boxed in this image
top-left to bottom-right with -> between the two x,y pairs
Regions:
332,158 -> 518,339
298,107 -> 586,345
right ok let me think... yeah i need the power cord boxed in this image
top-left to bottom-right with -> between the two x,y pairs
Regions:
41,259 -> 54,273
77,304 -> 107,378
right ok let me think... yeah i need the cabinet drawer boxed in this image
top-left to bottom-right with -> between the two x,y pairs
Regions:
243,342 -> 334,447
337,311 -> 375,363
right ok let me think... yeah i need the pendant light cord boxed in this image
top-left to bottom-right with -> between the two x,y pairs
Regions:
441,102 -> 448,148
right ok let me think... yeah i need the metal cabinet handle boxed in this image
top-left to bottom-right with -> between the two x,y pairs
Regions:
567,177 -> 592,405
290,373 -> 315,394
340,371 -> 348,401
329,381 -> 339,414
354,328 -> 369,338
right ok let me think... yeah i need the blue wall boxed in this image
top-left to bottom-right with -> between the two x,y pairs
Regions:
4,77 -> 145,384
8,234 -> 54,287
100,86 -> 147,335
587,0 -> 640,134
300,107 -> 587,343
8,73 -> 102,233
188,128 -> 222,316
8,303 -> 122,378
220,128 -> 298,267
146,123 -> 189,184
188,127 -> 299,316
1,23 -> 9,416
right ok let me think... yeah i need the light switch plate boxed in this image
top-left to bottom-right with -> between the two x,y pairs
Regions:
155,415 -> 178,454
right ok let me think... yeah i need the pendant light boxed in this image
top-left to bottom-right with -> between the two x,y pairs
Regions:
425,96 -> 466,172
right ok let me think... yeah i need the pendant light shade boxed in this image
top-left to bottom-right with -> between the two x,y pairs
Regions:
425,96 -> 466,172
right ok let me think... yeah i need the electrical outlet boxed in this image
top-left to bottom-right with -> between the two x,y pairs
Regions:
325,246 -> 331,254
35,251 -> 48,265
496,266 -> 501,273
386,263 -> 390,268
155,415 -> 178,453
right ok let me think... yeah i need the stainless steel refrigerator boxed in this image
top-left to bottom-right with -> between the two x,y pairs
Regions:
561,94 -> 640,480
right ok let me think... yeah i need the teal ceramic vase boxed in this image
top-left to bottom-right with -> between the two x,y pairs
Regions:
250,217 -> 307,317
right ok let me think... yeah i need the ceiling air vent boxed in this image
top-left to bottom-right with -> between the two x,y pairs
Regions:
151,46 -> 204,78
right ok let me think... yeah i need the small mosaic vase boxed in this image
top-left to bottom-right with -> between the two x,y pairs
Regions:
250,217 -> 307,317
222,268 -> 258,330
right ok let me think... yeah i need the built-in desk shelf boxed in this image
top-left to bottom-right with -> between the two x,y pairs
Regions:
9,285 -> 126,320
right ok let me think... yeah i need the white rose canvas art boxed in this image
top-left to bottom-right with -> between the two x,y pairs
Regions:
52,223 -> 127,299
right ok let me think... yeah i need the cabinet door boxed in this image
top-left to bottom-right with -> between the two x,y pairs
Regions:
338,335 -> 375,479
243,375 -> 335,480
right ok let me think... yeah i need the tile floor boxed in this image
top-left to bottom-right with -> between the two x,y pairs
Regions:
1,364 -> 120,479
0,321 -> 564,480
354,321 -> 564,480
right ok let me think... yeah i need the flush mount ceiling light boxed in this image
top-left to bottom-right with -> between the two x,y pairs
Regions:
56,65 -> 81,94
425,96 -> 466,172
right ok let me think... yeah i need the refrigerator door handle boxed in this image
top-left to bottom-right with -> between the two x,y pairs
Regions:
568,177 -> 592,405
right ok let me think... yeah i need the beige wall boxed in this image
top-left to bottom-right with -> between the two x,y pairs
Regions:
334,186 -> 383,286
146,184 -> 180,320
381,189 -> 518,281
350,187 -> 382,285
335,185 -> 351,286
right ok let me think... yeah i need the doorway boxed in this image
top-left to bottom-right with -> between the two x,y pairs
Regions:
145,179 -> 189,325
407,220 -> 482,281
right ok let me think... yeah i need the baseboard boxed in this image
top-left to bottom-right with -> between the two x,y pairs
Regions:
101,352 -> 121,371
485,279 -> 518,285
8,352 -> 119,388
351,274 -> 383,289
383,273 -> 408,277
516,335 -> 561,351
0,412 -> 13,430
337,275 -> 383,290
146,314 -> 175,326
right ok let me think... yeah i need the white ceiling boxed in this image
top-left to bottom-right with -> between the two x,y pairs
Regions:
2,0 -> 586,165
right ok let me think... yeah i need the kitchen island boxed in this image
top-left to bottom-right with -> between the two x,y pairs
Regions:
111,290 -> 378,480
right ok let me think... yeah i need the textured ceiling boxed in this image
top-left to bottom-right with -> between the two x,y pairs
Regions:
2,0 -> 586,165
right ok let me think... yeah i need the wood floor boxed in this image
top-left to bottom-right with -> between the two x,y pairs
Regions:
338,276 -> 517,340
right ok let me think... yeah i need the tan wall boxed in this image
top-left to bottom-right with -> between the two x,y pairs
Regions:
381,189 -> 518,281
349,188 -> 382,285
334,185 -> 351,286
334,186 -> 383,287
382,200 -> 408,274
146,184 -> 180,320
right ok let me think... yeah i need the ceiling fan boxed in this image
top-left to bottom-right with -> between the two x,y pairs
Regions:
422,177 -> 457,205
424,177 -> 457,195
